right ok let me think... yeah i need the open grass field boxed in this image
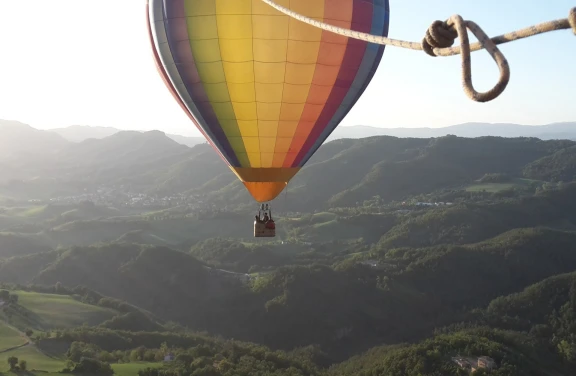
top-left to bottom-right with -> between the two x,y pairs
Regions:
465,178 -> 541,193
308,220 -> 363,241
311,212 -> 337,222
113,362 -> 161,375
0,345 -> 63,373
1,290 -> 160,375
0,322 -> 26,352
5,205 -> 47,218
287,212 -> 336,224
10,290 -> 117,330
4,203 -> 123,220
0,345 -> 159,375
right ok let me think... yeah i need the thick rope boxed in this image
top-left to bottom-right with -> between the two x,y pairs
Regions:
261,0 -> 576,103
427,15 -> 511,102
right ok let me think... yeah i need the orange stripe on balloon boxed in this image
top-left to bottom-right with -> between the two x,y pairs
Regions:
282,0 -> 353,167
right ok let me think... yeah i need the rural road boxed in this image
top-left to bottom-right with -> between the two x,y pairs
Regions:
0,300 -> 32,354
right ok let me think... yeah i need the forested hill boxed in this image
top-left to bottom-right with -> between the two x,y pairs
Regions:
3,120 -> 576,375
3,183 -> 576,374
2,120 -> 576,212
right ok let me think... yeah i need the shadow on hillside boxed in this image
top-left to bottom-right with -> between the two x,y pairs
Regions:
8,305 -> 45,331
36,339 -> 70,359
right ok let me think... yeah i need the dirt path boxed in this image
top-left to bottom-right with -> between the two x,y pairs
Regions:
0,300 -> 32,354
0,341 -> 31,355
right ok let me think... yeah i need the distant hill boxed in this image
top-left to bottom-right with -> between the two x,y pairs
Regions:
3,119 -> 576,212
4,185 -> 576,359
3,119 -> 576,374
0,120 -> 69,160
49,125 -> 119,141
2,141 -> 576,371
45,122 -> 576,144
328,121 -> 576,141
56,130 -> 190,169
0,233 -> 52,259
50,124 -> 205,147
484,270 -> 576,330
0,128 -> 197,196
163,133 -> 206,147
22,243 -> 247,335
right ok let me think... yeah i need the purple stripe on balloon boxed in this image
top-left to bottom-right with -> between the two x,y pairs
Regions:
290,0 -> 373,167
161,0 -> 240,166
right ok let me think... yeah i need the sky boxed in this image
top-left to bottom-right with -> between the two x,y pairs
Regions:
0,0 -> 574,137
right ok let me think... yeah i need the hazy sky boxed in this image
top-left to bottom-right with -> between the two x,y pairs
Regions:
0,0 -> 574,136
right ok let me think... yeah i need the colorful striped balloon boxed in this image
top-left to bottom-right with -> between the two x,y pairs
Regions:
147,0 -> 390,202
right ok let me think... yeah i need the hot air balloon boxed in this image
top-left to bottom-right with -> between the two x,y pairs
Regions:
146,0 -> 390,236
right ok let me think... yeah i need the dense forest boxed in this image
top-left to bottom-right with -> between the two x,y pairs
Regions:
2,123 -> 576,375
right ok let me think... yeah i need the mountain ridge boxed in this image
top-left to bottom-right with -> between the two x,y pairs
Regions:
327,121 -> 576,140
2,119 -> 576,212
2,119 -> 576,374
48,124 -> 206,147
5,119 -> 575,145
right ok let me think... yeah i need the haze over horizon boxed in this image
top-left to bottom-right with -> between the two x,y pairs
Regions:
3,119 -> 574,138
0,0 -> 574,137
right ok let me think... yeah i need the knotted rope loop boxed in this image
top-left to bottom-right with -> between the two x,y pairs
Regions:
423,15 -> 510,102
422,20 -> 458,57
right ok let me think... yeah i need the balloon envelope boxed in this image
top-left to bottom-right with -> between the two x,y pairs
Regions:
147,0 -> 390,202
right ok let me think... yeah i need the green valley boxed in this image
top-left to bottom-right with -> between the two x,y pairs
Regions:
2,122 -> 576,375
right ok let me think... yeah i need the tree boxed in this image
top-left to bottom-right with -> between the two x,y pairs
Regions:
557,340 -> 576,362
160,341 -> 169,357
9,294 -> 18,303
0,289 -> 9,301
19,359 -> 27,371
7,356 -> 18,370
72,358 -> 114,375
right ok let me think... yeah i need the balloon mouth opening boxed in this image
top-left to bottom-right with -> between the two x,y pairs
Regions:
243,182 -> 288,203
228,167 -> 300,202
